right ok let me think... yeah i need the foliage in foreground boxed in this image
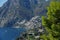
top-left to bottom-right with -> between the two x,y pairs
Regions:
41,1 -> 60,40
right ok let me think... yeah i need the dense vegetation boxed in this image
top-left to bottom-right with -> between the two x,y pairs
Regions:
40,1 -> 60,40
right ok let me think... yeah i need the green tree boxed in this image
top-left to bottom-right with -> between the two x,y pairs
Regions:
40,1 -> 60,40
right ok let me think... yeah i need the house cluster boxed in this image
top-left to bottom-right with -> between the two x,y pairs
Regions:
16,26 -> 44,40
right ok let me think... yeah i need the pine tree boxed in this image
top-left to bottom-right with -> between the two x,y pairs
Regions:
40,1 -> 60,40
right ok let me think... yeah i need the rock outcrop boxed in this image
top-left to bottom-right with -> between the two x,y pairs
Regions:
0,0 -> 50,27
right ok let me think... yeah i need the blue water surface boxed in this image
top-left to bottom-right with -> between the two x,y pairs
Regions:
0,28 -> 26,40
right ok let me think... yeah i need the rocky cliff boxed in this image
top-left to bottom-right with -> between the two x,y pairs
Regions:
0,0 -> 50,27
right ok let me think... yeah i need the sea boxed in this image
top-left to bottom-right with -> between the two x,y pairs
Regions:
0,27 -> 26,40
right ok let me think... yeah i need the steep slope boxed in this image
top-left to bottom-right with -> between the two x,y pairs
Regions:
0,0 -> 50,27
0,0 -> 34,27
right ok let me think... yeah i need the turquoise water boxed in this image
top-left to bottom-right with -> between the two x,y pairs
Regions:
0,28 -> 26,40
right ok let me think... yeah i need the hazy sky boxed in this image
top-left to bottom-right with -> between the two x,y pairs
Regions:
0,0 -> 7,7
0,0 -> 49,7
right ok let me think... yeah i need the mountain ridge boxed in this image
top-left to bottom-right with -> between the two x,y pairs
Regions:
0,0 -> 50,27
